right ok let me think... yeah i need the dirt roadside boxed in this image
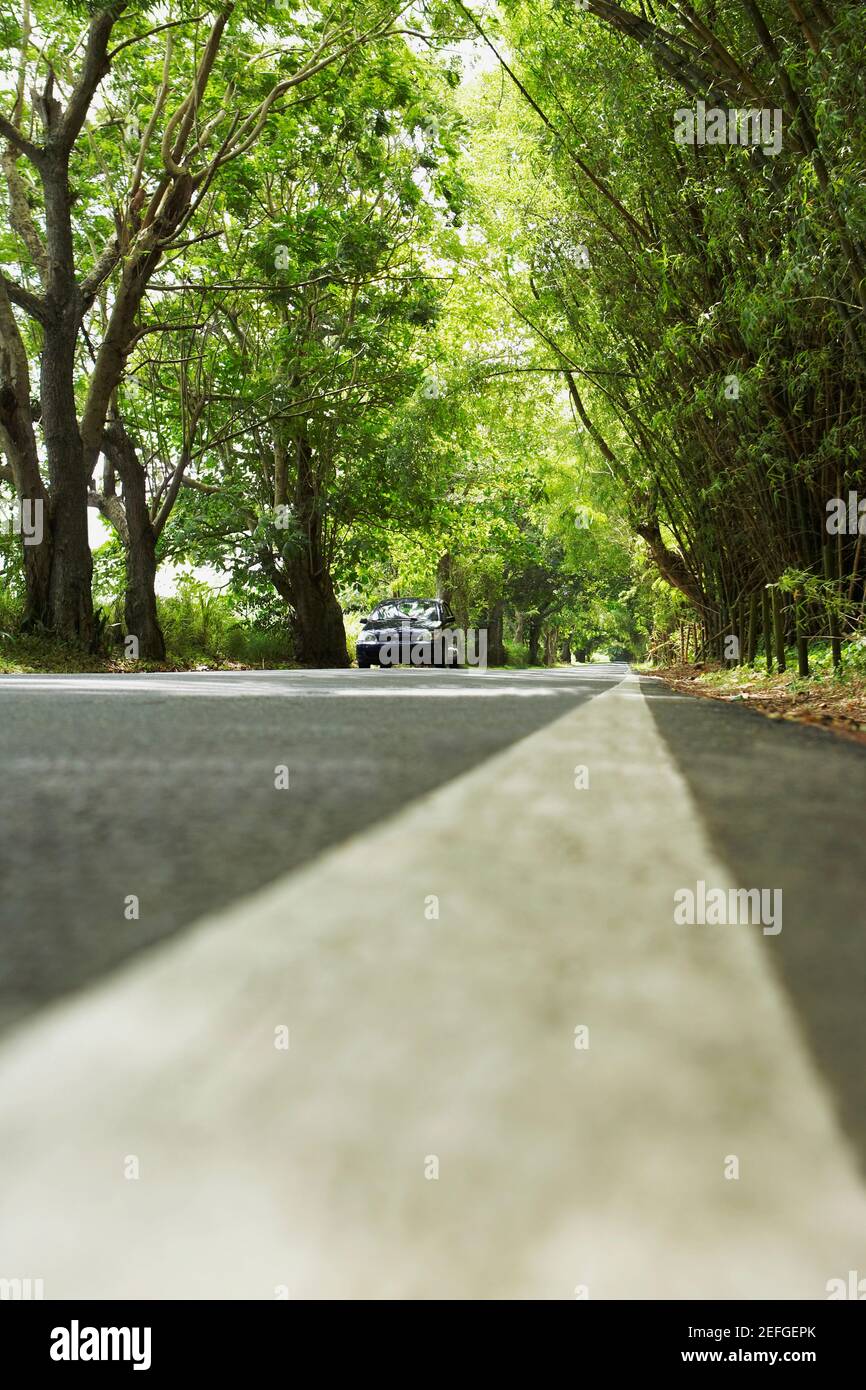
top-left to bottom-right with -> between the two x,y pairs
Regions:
644,663 -> 866,746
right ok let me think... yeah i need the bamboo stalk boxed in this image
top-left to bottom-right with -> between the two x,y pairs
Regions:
747,592 -> 758,665
795,592 -> 810,677
772,587 -> 786,673
762,587 -> 773,672
822,542 -> 842,667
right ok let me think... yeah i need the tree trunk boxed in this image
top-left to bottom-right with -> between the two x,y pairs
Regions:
0,282 -> 53,627
19,518 -> 53,628
103,419 -> 166,661
485,599 -> 506,665
527,616 -> 542,666
124,510 -> 164,663
285,557 -> 348,666
437,552 -> 454,609
44,420 -> 93,644
284,435 -> 348,667
41,147 -> 95,645
635,518 -> 707,613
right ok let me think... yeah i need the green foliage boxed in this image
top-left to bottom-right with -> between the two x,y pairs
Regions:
3,2 -> 865,670
156,576 -> 294,665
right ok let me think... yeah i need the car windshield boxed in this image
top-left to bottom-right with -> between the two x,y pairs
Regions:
369,601 -> 439,624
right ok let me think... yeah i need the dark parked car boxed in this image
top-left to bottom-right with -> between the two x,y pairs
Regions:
356,599 -> 460,668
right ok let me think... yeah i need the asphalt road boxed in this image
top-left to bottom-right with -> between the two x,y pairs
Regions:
1,664 -> 865,1298
0,664 -> 624,1034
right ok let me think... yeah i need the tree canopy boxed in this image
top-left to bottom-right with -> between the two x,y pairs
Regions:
2,1 -> 865,670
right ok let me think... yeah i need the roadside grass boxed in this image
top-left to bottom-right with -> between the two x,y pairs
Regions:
0,632 -> 295,674
0,589 -> 298,674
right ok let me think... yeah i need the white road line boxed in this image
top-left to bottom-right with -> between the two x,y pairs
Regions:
0,673 -> 862,1298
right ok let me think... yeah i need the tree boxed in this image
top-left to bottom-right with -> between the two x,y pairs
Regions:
155,30 -> 466,663
0,0 -> 414,647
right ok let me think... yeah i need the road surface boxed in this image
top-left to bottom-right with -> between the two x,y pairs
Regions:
0,665 -> 624,1034
0,664 -> 865,1298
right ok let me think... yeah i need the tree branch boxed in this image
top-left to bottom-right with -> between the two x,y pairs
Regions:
57,2 -> 130,152
2,148 -> 49,281
108,12 -> 207,61
1,275 -> 48,324
0,114 -> 40,163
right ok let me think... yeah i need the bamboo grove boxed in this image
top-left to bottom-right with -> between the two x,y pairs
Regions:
485,0 -> 866,671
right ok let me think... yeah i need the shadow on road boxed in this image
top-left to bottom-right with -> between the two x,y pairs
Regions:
644,676 -> 866,1179
0,666 -> 626,1035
